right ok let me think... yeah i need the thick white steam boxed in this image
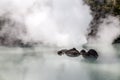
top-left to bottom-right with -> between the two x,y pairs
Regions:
0,0 -> 92,47
0,0 -> 120,47
25,0 -> 92,47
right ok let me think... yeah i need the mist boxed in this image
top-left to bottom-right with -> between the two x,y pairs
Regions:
25,0 -> 92,47
0,0 -> 120,47
0,1 -> 120,80
0,0 -> 92,47
88,16 -> 120,45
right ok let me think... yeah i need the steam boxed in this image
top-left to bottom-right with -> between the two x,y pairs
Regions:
0,0 -> 92,47
97,16 -> 120,44
25,0 -> 92,47
88,16 -> 120,45
1,0 -> 119,47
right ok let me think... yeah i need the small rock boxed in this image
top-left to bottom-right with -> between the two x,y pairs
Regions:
57,48 -> 81,57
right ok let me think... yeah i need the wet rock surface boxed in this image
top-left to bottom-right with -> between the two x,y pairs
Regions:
57,48 -> 98,61
80,49 -> 98,61
57,48 -> 81,57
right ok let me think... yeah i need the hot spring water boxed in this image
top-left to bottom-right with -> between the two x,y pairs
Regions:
0,45 -> 120,80
0,0 -> 120,80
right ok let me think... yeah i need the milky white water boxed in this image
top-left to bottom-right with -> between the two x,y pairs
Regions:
0,44 -> 120,80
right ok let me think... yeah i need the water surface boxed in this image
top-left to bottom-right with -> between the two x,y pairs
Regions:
0,44 -> 120,80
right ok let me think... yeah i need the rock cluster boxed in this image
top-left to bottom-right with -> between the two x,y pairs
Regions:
57,48 -> 98,61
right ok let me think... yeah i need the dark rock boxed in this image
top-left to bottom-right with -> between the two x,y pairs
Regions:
85,0 -> 118,38
80,49 -> 98,61
57,49 -> 67,56
65,48 -> 81,57
113,36 -> 120,44
57,48 -> 98,61
57,48 -> 81,57
88,49 -> 98,59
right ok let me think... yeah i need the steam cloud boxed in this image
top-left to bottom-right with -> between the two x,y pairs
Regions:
0,0 -> 92,47
0,0 -> 119,47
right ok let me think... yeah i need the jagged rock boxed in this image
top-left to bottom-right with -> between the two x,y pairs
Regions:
57,49 -> 67,56
57,48 -> 81,57
57,48 -> 98,61
84,0 -> 120,38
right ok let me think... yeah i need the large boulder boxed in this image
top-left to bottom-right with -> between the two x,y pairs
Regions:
80,49 -> 98,61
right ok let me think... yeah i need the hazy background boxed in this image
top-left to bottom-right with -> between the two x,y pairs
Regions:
0,0 -> 119,80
